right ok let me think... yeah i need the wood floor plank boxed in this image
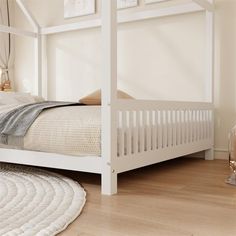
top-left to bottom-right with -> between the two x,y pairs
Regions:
53,158 -> 236,236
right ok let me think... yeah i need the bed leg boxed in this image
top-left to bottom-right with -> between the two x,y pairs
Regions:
101,168 -> 117,195
205,148 -> 214,160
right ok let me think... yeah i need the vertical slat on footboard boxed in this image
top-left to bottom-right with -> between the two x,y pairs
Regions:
159,110 -> 163,148
200,110 -> 203,140
139,111 -> 144,153
185,110 -> 189,144
177,111 -> 180,144
206,110 -> 209,139
133,111 -> 138,154
189,110 -> 193,143
193,110 -> 197,142
168,111 -> 172,147
202,110 -> 206,139
172,110 -> 177,147
152,111 -> 157,151
127,111 -> 132,156
197,110 -> 200,141
163,111 -> 168,148
146,111 -> 152,152
118,112 -> 124,157
180,110 -> 185,144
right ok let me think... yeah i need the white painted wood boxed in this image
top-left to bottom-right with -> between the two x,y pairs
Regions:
139,111 -> 145,153
197,110 -> 200,141
115,100 -> 213,160
203,111 -> 206,139
177,110 -> 181,145
199,110 -> 202,141
172,110 -> 177,146
186,110 -> 190,143
158,110 -> 163,149
16,0 -> 40,31
0,0 -> 215,195
118,113 -> 121,155
0,24 -> 36,38
0,148 -> 101,173
134,111 -> 139,154
143,111 -> 147,151
127,111 -> 132,155
41,19 -> 101,35
205,5 -> 214,103
41,2 -> 203,35
200,111 -> 203,139
14,0 -> 42,97
145,111 -> 149,151
41,35 -> 48,99
168,111 -> 173,147
147,111 -> 152,151
203,111 -> 205,139
193,110 -> 196,142
189,110 -> 193,142
151,111 -> 156,150
101,0 -> 118,195
205,148 -> 214,160
194,110 -> 198,141
120,111 -> 126,156
0,100 -> 214,194
34,34 -> 43,96
207,110 -> 210,139
192,0 -> 214,12
116,100 -> 213,110
115,140 -> 212,173
163,111 -> 167,148
180,111 -> 184,144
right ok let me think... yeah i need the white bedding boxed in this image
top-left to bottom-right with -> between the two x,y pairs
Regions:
0,103 -> 102,156
24,106 -> 101,156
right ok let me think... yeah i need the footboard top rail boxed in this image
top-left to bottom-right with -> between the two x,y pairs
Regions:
115,99 -> 214,111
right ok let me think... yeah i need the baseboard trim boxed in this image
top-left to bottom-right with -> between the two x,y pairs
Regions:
214,150 -> 228,160
187,149 -> 229,160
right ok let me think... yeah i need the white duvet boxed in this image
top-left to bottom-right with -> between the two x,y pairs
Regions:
0,101 -> 102,156
24,105 -> 101,156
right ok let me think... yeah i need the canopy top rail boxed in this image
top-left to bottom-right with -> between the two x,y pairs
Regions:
0,0 -> 214,37
15,0 -> 40,31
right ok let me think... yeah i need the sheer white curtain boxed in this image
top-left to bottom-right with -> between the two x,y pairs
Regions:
0,0 -> 12,84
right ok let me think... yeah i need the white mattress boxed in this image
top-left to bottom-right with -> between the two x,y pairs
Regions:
1,105 -> 102,157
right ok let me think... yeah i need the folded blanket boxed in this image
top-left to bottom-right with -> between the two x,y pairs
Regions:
0,101 -> 82,144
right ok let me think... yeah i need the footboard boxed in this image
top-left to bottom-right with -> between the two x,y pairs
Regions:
115,100 -> 214,173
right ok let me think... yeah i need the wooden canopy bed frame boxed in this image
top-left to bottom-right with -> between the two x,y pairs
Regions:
0,0 -> 214,195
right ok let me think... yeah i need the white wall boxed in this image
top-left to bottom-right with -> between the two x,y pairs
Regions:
214,0 -> 236,157
12,0 -> 236,157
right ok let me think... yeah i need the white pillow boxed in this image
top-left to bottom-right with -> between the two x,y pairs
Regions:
0,92 -> 36,105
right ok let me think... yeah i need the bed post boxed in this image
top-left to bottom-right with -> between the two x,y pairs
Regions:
35,33 -> 43,96
205,0 -> 214,160
15,0 -> 42,96
101,0 -> 118,195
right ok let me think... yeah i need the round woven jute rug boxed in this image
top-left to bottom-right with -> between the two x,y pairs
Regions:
0,163 -> 86,236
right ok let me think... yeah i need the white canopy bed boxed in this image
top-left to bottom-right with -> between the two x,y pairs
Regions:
0,0 -> 214,195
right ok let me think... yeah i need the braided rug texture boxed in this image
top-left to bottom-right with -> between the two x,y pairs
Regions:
0,163 -> 86,236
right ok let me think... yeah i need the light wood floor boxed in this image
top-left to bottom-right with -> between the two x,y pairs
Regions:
53,158 -> 236,236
